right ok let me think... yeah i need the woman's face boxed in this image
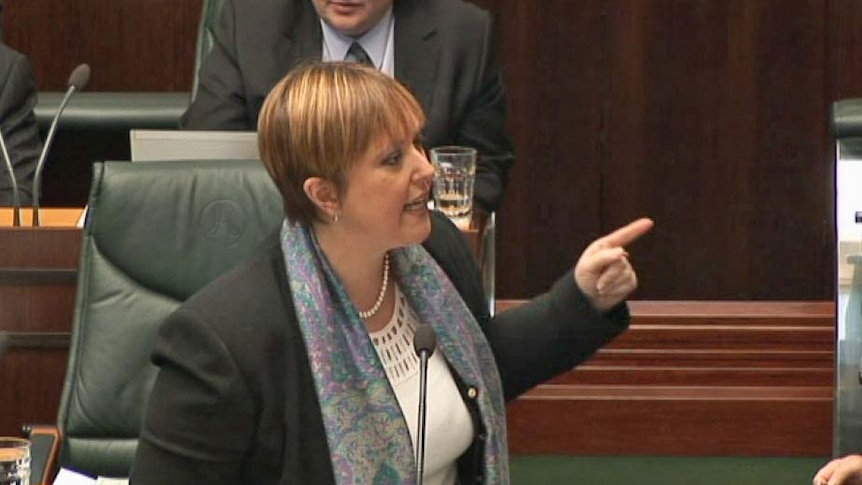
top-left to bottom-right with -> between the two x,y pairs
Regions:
337,130 -> 434,250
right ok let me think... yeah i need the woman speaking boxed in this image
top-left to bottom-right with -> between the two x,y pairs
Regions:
130,62 -> 653,485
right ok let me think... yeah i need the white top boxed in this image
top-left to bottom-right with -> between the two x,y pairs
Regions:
370,285 -> 475,485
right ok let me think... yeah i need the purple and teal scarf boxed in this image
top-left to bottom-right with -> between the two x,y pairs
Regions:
280,220 -> 508,484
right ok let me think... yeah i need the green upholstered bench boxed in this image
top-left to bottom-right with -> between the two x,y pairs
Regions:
35,92 -> 189,131
33,91 -> 189,206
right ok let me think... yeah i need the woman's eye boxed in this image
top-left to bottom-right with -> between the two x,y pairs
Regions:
383,151 -> 403,166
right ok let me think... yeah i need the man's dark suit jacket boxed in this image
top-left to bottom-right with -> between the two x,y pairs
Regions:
130,212 -> 630,484
181,0 -> 514,212
0,43 -> 41,206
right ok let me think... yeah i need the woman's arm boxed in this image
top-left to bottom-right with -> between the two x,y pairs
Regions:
130,308 -> 254,484
488,218 -> 651,400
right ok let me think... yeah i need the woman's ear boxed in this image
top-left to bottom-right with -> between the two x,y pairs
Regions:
303,177 -> 340,220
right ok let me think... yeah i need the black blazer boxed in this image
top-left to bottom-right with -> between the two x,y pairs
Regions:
130,212 -> 629,484
0,43 -> 40,205
181,0 -> 514,212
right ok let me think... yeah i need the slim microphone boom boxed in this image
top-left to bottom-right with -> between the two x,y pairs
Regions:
0,128 -> 22,225
32,63 -> 90,227
412,324 -> 437,485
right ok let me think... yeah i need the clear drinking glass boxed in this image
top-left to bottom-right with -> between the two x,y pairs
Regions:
0,438 -> 30,485
430,146 -> 476,229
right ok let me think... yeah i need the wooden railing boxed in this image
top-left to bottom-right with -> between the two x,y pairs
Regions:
503,300 -> 835,456
0,215 -> 837,455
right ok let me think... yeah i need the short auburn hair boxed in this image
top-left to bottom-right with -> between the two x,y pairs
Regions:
257,61 -> 426,225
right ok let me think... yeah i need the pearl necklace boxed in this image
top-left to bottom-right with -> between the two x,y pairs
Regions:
358,253 -> 390,319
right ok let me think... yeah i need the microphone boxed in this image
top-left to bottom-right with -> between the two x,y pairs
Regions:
32,63 -> 90,227
412,324 -> 437,485
0,128 -> 22,225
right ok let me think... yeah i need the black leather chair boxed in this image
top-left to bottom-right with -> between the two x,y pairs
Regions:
30,160 -> 282,482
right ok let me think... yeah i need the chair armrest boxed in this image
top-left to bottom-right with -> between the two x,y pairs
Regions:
35,92 -> 190,132
23,424 -> 61,485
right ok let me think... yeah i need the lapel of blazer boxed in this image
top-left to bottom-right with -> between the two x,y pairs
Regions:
393,0 -> 439,113
276,0 -> 324,77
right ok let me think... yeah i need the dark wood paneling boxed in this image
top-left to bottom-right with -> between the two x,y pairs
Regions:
0,349 -> 69,437
828,0 -> 862,101
0,228 -> 82,436
604,0 -> 832,299
0,228 -> 81,333
3,0 -> 202,91
508,388 -> 831,456
489,0 -> 606,298
3,0 -> 859,300
3,297 -> 834,452
505,300 -> 834,455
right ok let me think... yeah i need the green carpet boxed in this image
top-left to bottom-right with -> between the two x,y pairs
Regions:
510,455 -> 829,484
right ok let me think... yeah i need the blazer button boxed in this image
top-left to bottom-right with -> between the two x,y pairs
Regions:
467,387 -> 479,399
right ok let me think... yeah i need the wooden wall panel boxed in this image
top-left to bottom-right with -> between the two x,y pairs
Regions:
1,295 -> 835,453
828,0 -> 862,101
485,0 -> 606,298
3,0 -> 202,91
0,227 -> 81,436
0,349 -> 69,437
504,300 -> 835,456
604,0 -> 833,299
3,0 -> 860,300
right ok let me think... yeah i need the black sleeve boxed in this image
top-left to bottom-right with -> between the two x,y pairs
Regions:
486,274 -> 629,401
0,49 -> 41,205
424,212 -> 630,402
180,0 -> 253,130
130,308 -> 253,485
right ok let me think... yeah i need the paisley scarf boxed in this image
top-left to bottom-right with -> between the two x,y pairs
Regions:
280,220 -> 508,484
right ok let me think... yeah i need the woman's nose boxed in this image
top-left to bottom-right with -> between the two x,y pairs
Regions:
414,146 -> 436,180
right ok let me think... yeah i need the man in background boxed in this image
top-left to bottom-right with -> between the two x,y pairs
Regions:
182,0 -> 514,213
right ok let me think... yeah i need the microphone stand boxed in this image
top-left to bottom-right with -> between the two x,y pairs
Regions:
32,63 -> 90,227
0,130 -> 22,226
416,347 -> 430,485
413,325 -> 436,485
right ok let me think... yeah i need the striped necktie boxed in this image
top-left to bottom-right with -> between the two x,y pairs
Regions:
346,42 -> 374,68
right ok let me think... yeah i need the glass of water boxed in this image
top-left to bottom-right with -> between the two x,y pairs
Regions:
0,438 -> 30,485
430,146 -> 476,229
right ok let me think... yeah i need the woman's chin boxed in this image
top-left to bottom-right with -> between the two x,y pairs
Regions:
402,208 -> 432,242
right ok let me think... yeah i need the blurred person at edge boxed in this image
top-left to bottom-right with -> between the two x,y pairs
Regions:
0,37 -> 40,205
814,455 -> 862,485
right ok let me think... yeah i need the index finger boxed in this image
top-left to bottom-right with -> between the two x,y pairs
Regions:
597,218 -> 654,249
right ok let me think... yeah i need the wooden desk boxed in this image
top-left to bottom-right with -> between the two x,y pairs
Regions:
0,208 -> 84,227
1,209 -> 84,436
